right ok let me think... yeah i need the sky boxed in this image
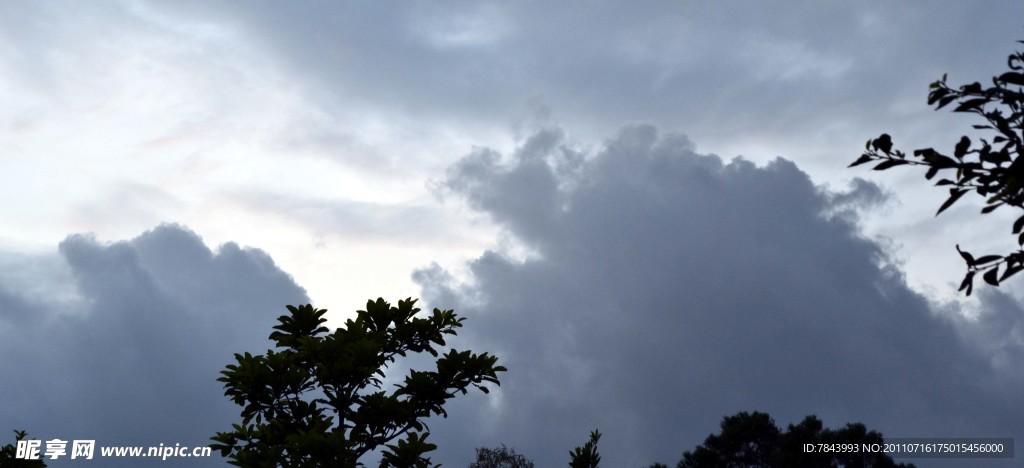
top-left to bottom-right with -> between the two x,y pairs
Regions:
3,1 -> 1024,467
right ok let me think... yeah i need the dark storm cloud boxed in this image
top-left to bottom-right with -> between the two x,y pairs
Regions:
955,289 -> 1024,376
414,125 -> 1024,466
823,177 -> 891,223
0,224 -> 308,467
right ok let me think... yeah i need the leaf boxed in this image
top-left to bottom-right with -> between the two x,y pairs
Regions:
928,87 -> 950,105
872,134 -> 893,155
873,159 -> 907,170
956,244 -> 975,266
848,154 -> 873,168
981,204 -> 1001,214
974,255 -> 1003,265
954,136 -> 971,158
1014,215 -> 1024,234
936,94 -> 958,110
998,71 -> 1024,86
954,98 -> 988,113
1000,264 -> 1024,281
959,271 -> 975,293
984,267 -> 1000,286
925,166 -> 939,180
914,147 -> 937,160
962,81 -> 983,93
936,189 -> 968,216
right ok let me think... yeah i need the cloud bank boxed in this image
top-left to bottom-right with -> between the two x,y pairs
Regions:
1,128 -> 1022,467
0,224 -> 308,467
414,125 -> 1024,466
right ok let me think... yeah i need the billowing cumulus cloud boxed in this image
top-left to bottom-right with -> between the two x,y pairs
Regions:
0,224 -> 308,467
414,125 -> 1024,467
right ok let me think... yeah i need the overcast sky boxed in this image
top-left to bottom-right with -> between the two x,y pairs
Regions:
3,2 -> 1024,467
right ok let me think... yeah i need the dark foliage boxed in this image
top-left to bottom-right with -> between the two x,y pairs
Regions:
851,40 -> 1024,295
673,411 -> 913,468
469,444 -> 535,468
568,429 -> 601,468
0,430 -> 46,468
211,298 -> 506,467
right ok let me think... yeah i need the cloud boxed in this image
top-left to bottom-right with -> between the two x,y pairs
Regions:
414,125 -> 1024,466
6,3 -> 1024,466
225,190 -> 471,247
0,224 -> 308,467
953,289 -> 1024,375
127,1 -> 1024,158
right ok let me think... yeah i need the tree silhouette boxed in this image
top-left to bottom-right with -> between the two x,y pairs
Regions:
469,444 -> 535,468
568,429 -> 601,468
851,40 -> 1024,295
679,412 -> 778,467
210,298 -> 506,467
674,411 -> 913,468
0,430 -> 46,468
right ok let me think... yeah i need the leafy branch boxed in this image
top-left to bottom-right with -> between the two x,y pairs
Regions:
211,298 -> 506,467
851,41 -> 1024,295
